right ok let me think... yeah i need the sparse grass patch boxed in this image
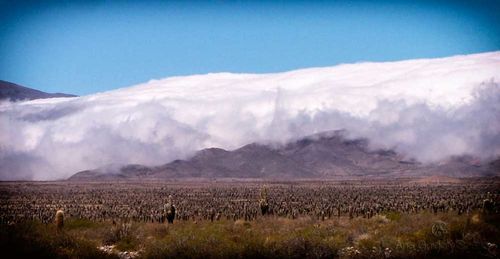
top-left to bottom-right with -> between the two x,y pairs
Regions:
383,211 -> 402,221
65,218 -> 101,230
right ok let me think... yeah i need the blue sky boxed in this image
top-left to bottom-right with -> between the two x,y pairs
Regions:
1,0 -> 499,95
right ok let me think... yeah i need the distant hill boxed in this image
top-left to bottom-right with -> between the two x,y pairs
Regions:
68,131 -> 499,181
0,80 -> 76,101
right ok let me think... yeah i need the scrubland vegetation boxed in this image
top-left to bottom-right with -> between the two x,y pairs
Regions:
0,180 -> 498,258
1,211 -> 498,258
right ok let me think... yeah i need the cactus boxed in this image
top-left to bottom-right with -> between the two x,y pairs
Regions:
483,198 -> 494,214
208,208 -> 216,222
260,186 -> 268,200
165,195 -> 176,224
259,186 -> 269,216
55,209 -> 64,230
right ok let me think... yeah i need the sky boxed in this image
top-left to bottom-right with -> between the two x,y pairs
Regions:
0,0 -> 499,96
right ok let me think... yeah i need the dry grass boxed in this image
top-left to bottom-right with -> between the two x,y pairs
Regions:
1,211 -> 498,258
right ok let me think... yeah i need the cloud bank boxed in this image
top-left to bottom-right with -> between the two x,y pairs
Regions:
1,52 -> 499,180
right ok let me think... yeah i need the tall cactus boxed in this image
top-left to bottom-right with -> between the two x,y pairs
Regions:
259,186 -> 269,216
55,209 -> 64,230
482,192 -> 494,214
165,195 -> 176,224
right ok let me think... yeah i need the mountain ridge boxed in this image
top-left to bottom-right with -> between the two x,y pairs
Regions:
68,131 -> 498,181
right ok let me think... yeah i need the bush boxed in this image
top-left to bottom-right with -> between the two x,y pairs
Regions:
103,222 -> 139,251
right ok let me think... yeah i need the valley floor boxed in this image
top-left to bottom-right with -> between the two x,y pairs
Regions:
0,212 -> 499,258
0,179 -> 498,258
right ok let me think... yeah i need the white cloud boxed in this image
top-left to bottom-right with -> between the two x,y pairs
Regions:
1,52 -> 499,180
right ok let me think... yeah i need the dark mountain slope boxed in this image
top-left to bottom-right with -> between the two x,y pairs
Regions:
0,80 -> 76,101
68,131 -> 499,181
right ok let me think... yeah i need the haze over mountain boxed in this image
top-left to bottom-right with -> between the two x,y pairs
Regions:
1,52 -> 500,180
69,131 -> 498,181
0,80 -> 76,101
